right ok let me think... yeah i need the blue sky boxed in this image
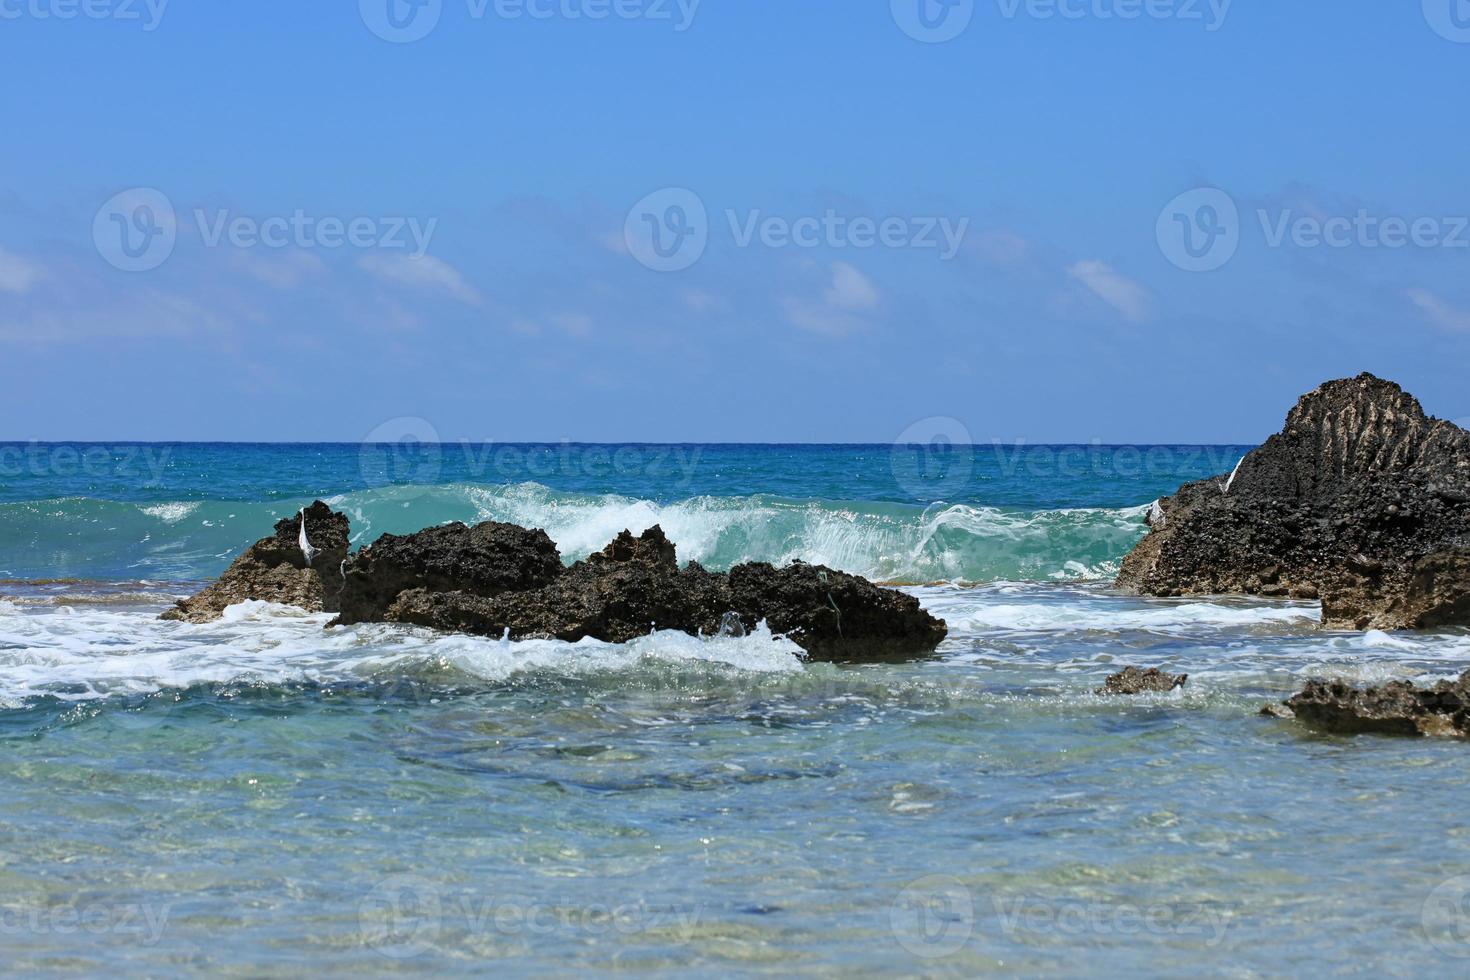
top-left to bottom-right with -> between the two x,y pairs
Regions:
2,0 -> 1468,442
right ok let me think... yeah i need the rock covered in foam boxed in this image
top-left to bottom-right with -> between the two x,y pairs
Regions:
1117,374 -> 1470,630
161,501 -> 350,623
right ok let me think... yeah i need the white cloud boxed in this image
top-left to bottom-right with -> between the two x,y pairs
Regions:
1407,289 -> 1470,333
232,249 -> 326,289
0,247 -> 44,294
971,230 -> 1031,266
1067,259 -> 1151,322
0,287 -> 229,344
358,253 -> 482,305
784,262 -> 882,337
824,262 -> 880,311
547,312 -> 593,337
680,287 -> 726,314
599,230 -> 629,255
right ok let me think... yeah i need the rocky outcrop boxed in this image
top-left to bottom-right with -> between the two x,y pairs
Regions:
165,506 -> 948,660
1096,667 -> 1188,695
383,527 -> 734,644
161,501 -> 350,623
725,561 -> 949,661
369,525 -> 948,662
335,521 -> 563,626
1275,672 -> 1470,738
1117,374 -> 1470,630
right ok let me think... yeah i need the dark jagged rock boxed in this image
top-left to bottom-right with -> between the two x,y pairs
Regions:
175,507 -> 948,661
385,528 -> 733,645
161,501 -> 350,623
1096,666 -> 1188,695
334,521 -> 564,626
382,526 -> 948,662
1117,374 -> 1470,630
1278,672 -> 1470,738
725,561 -> 949,662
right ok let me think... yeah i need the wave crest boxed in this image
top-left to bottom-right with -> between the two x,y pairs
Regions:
0,483 -> 1151,584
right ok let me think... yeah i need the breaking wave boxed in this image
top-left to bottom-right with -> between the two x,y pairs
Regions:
0,483 -> 1152,585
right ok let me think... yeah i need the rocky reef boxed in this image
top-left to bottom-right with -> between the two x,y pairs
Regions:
361,525 -> 948,662
1117,374 -> 1470,630
1268,672 -> 1470,739
1096,666 -> 1188,695
166,513 -> 948,662
162,501 -> 350,623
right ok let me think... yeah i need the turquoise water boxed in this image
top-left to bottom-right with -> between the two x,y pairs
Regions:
3,444 -> 1469,975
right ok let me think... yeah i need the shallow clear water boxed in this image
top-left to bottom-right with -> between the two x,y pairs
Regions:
2,445 -> 1469,975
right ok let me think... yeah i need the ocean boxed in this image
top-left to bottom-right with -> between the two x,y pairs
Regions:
3,442 -> 1469,975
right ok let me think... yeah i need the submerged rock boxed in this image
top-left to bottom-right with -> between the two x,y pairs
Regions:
1096,666 -> 1188,695
335,520 -> 563,626
161,501 -> 350,623
1117,374 -> 1470,630
1278,672 -> 1470,738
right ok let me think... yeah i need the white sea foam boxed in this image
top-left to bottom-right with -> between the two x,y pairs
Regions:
139,502 -> 200,523
915,584 -> 1319,634
0,600 -> 807,706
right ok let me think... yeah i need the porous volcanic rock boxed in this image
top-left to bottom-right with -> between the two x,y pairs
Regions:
1277,672 -> 1470,738
380,526 -> 949,662
334,520 -> 564,626
161,501 -> 350,623
1117,374 -> 1470,630
1096,666 -> 1188,695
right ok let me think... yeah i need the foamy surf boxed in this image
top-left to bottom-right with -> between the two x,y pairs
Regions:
0,599 -> 808,707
